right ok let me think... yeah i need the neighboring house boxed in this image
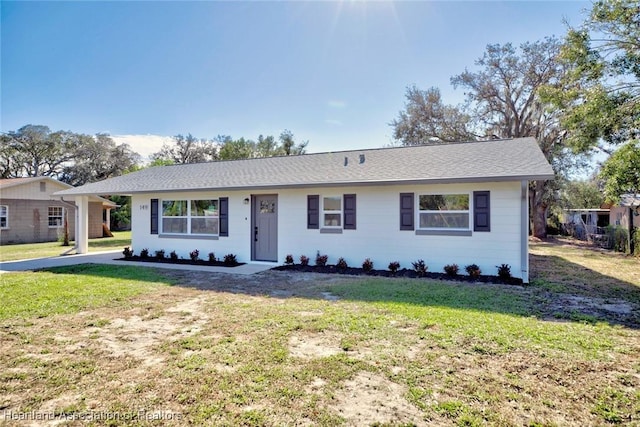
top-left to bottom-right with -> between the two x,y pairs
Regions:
0,177 -> 116,245
609,194 -> 640,229
54,137 -> 554,282
561,208 -> 610,240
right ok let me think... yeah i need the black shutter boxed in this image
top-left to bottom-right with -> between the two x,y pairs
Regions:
150,199 -> 158,234
343,194 -> 356,230
307,195 -> 319,229
219,197 -> 229,236
473,191 -> 490,232
400,193 -> 414,230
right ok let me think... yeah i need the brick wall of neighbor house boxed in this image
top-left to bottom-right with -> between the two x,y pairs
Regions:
130,181 -> 527,280
0,199 -> 76,244
88,202 -> 104,238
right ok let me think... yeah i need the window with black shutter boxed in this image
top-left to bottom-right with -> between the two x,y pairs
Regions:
473,191 -> 490,232
219,197 -> 229,236
343,194 -> 356,230
307,195 -> 320,229
150,199 -> 158,234
399,193 -> 414,230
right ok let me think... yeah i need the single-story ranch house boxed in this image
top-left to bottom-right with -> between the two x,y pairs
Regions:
0,177 -> 116,245
54,137 -> 554,282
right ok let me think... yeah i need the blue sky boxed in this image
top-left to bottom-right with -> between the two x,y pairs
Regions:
2,1 -> 589,158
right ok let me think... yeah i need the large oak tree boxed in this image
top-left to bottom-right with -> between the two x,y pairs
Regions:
391,38 -> 576,238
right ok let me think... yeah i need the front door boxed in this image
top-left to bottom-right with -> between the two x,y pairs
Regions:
253,195 -> 278,261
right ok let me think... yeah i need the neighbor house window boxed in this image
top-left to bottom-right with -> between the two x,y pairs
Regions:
48,206 -> 64,228
161,199 -> 218,235
323,196 -> 342,227
0,205 -> 7,229
418,194 -> 470,229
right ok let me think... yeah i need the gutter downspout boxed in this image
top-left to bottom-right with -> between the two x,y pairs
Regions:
521,181 -> 529,284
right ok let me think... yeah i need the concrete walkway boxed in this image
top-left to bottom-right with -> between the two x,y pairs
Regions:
0,250 -> 277,275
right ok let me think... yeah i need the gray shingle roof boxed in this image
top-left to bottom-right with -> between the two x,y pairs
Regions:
54,137 -> 554,196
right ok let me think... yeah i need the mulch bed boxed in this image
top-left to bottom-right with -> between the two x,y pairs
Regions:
117,256 -> 244,268
272,264 -> 523,285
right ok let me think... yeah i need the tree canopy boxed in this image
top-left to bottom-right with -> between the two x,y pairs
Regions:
0,125 -> 140,186
152,130 -> 308,164
391,37 -> 574,238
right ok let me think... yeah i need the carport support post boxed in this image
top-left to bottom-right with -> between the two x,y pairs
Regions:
521,180 -> 529,284
77,196 -> 89,254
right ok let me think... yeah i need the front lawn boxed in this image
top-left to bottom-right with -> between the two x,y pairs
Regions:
0,231 -> 131,262
0,240 -> 638,425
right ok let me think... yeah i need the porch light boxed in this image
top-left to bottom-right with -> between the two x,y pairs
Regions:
243,198 -> 250,205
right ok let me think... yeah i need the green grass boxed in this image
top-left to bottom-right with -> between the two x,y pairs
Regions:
1,243 -> 639,426
0,230 -> 131,262
0,263 -> 170,320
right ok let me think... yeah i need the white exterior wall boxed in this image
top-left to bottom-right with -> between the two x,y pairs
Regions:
131,181 -> 526,279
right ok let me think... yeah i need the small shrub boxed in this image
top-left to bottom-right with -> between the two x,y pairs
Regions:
208,252 -> 216,263
336,257 -> 348,270
315,252 -> 328,267
170,250 -> 178,261
496,264 -> 511,280
154,249 -> 165,260
465,264 -> 481,278
388,261 -> 400,275
444,264 -> 459,276
284,254 -> 294,265
140,248 -> 149,259
361,258 -> 374,273
223,253 -> 238,266
299,255 -> 309,266
189,249 -> 200,262
122,247 -> 133,258
412,259 -> 427,277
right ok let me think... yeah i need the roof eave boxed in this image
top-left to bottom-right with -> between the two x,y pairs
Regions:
52,173 -> 555,196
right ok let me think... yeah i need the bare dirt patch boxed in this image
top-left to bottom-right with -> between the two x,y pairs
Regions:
288,332 -> 343,359
330,371 -> 424,426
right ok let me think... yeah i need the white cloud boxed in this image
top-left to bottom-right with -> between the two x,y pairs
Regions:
327,100 -> 347,109
111,134 -> 173,163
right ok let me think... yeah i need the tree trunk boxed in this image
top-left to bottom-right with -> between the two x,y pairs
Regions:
530,181 -> 548,239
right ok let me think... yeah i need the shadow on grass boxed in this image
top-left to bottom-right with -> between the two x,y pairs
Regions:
41,250 -> 640,329
528,252 -> 640,328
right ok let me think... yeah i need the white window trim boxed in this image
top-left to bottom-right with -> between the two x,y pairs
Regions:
48,206 -> 64,228
160,198 -> 220,236
417,193 -> 471,231
0,205 -> 8,229
322,195 -> 343,229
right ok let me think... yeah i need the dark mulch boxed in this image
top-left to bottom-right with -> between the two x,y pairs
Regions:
272,264 -> 523,285
117,256 -> 244,268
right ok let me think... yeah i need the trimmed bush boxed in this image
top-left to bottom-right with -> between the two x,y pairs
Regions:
299,255 -> 309,266
284,254 -> 294,265
444,264 -> 459,276
315,252 -> 329,267
496,264 -> 511,280
336,257 -> 348,270
122,247 -> 133,259
465,264 -> 481,278
154,249 -> 165,259
412,259 -> 427,277
362,258 -> 374,273
388,261 -> 400,275
140,248 -> 149,259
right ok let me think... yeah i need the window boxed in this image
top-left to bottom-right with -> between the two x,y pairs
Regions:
190,200 -> 219,235
0,205 -> 7,229
323,196 -> 342,227
161,199 -> 219,235
418,194 -> 469,229
48,206 -> 64,228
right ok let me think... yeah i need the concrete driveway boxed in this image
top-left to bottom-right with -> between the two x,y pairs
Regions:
0,250 -> 276,275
